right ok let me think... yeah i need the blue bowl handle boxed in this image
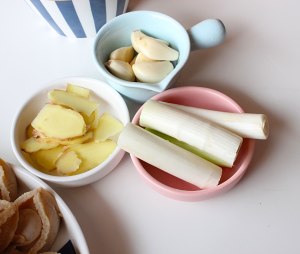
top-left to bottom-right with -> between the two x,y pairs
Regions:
187,19 -> 226,51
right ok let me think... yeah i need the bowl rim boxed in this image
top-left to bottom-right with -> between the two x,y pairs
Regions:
130,86 -> 256,200
11,76 -> 130,183
93,10 -> 191,93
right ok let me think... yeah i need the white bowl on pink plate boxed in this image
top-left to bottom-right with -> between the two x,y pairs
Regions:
131,86 -> 255,201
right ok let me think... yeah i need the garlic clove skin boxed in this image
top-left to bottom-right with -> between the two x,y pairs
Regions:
132,61 -> 174,83
136,36 -> 179,61
109,46 -> 135,63
105,60 -> 135,81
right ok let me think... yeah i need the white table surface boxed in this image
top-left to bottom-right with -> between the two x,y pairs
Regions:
1,1 -> 299,253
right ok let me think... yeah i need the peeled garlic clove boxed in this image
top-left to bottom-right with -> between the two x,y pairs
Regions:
131,30 -> 147,53
131,30 -> 170,53
0,158 -> 18,202
13,208 -> 42,246
130,55 -> 137,66
0,200 -> 19,252
132,61 -> 174,83
109,46 -> 135,63
105,60 -> 135,81
136,36 -> 179,61
135,53 -> 155,63
156,38 -> 170,46
14,188 -> 60,253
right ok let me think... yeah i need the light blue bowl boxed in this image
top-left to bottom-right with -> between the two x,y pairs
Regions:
93,11 -> 225,103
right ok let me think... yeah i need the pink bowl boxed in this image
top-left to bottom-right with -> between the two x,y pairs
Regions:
131,86 -> 255,201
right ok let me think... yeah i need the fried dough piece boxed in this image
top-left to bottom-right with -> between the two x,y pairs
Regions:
0,158 -> 18,201
0,200 -> 19,252
11,188 -> 61,254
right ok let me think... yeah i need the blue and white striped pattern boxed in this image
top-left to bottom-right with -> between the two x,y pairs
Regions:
25,0 -> 129,38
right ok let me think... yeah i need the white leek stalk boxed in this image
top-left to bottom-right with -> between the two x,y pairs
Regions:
118,123 -> 222,189
139,100 -> 243,167
162,102 -> 269,139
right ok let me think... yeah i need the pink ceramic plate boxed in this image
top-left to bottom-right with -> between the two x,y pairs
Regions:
131,86 -> 255,201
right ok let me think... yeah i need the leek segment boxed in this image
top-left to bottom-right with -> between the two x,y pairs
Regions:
118,123 -> 222,189
139,100 -> 243,167
145,128 -> 228,166
163,102 -> 269,139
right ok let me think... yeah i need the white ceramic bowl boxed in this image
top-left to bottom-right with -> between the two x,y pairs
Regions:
11,77 -> 130,187
11,163 -> 90,253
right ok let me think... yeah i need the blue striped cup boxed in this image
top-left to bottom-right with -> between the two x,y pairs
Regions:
25,0 -> 129,38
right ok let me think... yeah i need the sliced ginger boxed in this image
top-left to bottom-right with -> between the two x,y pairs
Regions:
26,125 -> 34,139
22,85 -> 124,176
32,104 -> 86,140
35,131 -> 93,146
66,83 -> 90,98
69,140 -> 117,175
21,137 -> 59,153
31,146 -> 66,172
94,113 -> 124,142
56,151 -> 81,175
48,89 -> 98,117
81,109 -> 100,130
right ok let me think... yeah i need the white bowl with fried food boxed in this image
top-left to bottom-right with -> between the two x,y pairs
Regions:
11,77 -> 130,187
0,159 -> 90,253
